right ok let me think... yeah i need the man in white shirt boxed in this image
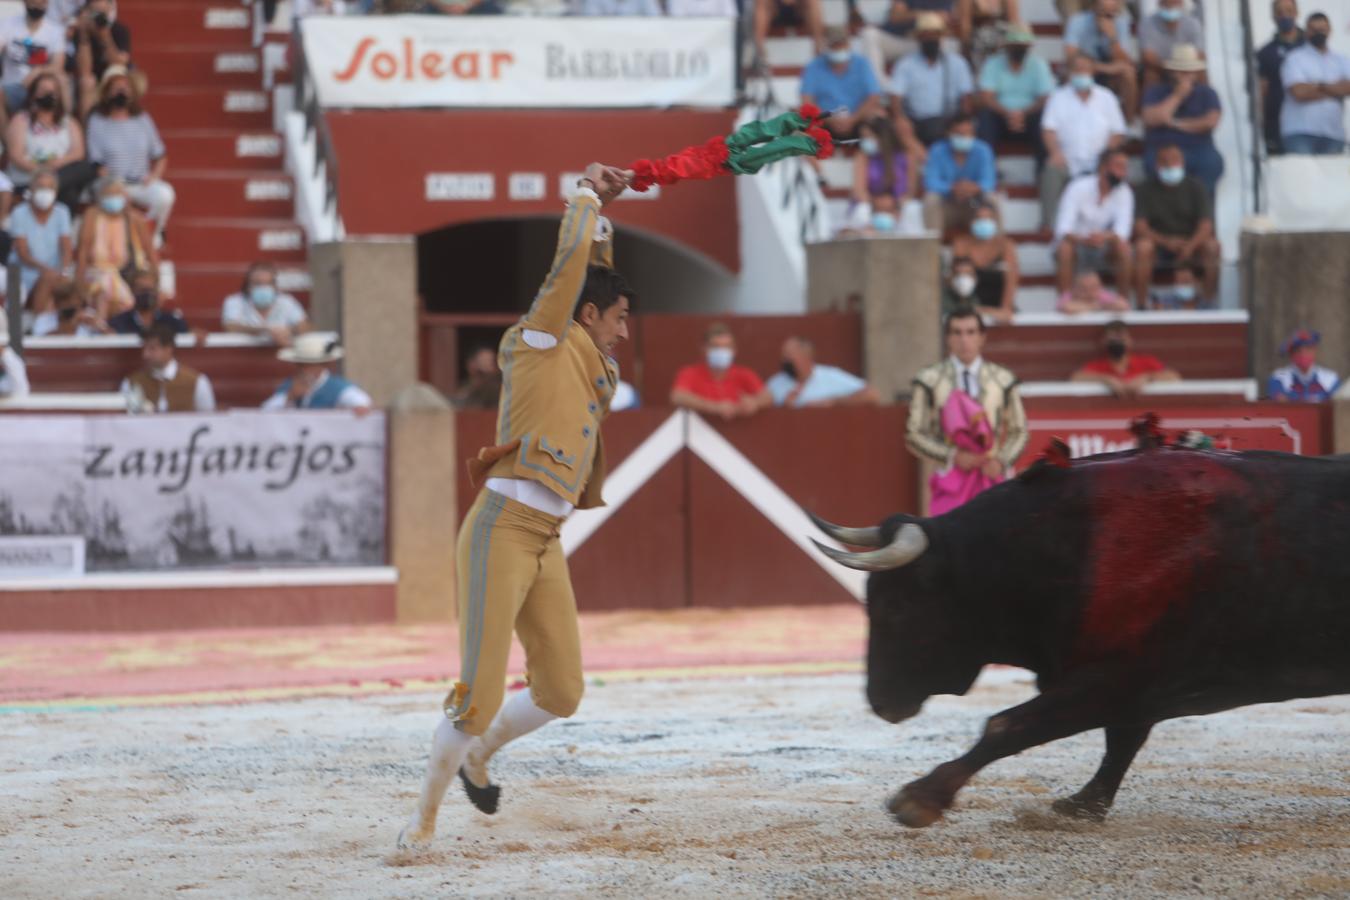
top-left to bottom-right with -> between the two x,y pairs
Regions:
1039,53 -> 1127,228
261,332 -> 372,412
0,317 -> 30,400
221,261 -> 310,347
1054,147 -> 1134,297
0,0 -> 65,116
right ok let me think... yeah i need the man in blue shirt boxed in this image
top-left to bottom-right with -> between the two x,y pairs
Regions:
1257,0 -> 1305,154
922,114 -> 996,232
1280,12 -> 1350,154
888,12 -> 974,146
1268,329 -> 1340,402
767,336 -> 880,406
976,26 -> 1055,152
800,25 -> 884,137
1141,44 -> 1224,194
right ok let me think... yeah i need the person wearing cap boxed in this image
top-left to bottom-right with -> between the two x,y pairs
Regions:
120,320 -> 214,414
1257,0 -> 1305,156
888,12 -> 975,148
0,316 -> 30,400
975,24 -> 1054,151
859,0 -> 954,82
1268,330 -> 1340,402
799,26 -> 884,138
1138,0 -> 1204,88
1141,44 -> 1224,195
1063,0 -> 1138,120
86,64 -> 174,241
261,332 -> 372,412
0,0 -> 65,126
1280,12 -> 1350,155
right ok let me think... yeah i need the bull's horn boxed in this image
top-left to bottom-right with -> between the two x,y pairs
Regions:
811,523 -> 928,572
805,510 -> 884,548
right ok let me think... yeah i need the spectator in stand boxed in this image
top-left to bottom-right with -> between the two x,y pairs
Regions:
1071,320 -> 1180,398
1063,0 -> 1138,120
1057,268 -> 1129,313
221,261 -> 310,346
120,320 -> 215,414
841,190 -> 907,235
958,0 -> 1022,70
263,332 -> 373,412
1141,44 -> 1224,194
107,268 -> 190,338
942,255 -> 981,315
922,113 -> 996,232
451,345 -> 502,411
670,323 -> 772,419
1053,148 -> 1133,297
86,65 -> 174,241
577,0 -> 656,13
0,317 -> 30,399
1138,0 -> 1204,88
1280,12 -> 1350,154
859,0 -> 955,82
31,278 -> 108,336
1039,52 -> 1126,227
8,167 -> 72,318
852,116 -> 915,208
1148,262 -> 1209,309
1268,328 -> 1340,401
76,176 -> 157,320
1133,142 -> 1219,306
767,336 -> 881,406
950,200 -> 1018,321
72,0 -> 132,120
800,26 -> 884,139
6,72 -> 96,208
907,306 -> 1028,511
667,0 -> 737,14
754,0 -> 824,68
1258,0 -> 1304,155
889,13 -> 975,148
975,25 -> 1053,153
0,0 -> 65,127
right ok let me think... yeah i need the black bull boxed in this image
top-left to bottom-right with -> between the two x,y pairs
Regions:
811,446 -> 1350,827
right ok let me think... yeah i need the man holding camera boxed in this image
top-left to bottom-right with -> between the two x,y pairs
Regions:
72,0 -> 130,119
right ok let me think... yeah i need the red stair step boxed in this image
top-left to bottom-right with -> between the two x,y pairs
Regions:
149,87 -> 272,131
169,218 -> 307,266
171,170 -> 294,219
163,130 -> 285,171
137,47 -> 263,88
117,2 -> 252,49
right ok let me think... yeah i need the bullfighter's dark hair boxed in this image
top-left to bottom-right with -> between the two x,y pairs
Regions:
575,265 -> 635,321
944,305 -> 986,334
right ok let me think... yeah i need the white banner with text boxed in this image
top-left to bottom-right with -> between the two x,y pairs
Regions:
0,412 -> 386,574
300,16 -> 735,108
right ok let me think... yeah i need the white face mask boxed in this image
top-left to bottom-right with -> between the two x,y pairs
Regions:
953,274 -> 977,296
31,187 -> 56,210
706,346 -> 735,370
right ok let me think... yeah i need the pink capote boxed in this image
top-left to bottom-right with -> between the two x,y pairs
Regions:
929,389 -> 1003,515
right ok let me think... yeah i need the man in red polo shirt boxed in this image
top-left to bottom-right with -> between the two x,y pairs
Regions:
670,322 -> 772,420
1071,319 -> 1180,398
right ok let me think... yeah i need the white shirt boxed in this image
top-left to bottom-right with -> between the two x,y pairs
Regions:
1041,84 -> 1127,176
119,359 -> 217,413
666,0 -> 738,14
1280,44 -> 1350,141
0,14 -> 65,88
485,477 -> 575,518
949,355 -> 983,398
1054,174 -> 1135,244
261,369 -> 372,411
31,311 -> 102,337
221,291 -> 309,331
0,346 -> 29,398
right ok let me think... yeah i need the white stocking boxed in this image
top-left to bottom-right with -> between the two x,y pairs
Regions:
462,690 -> 558,788
402,716 -> 474,844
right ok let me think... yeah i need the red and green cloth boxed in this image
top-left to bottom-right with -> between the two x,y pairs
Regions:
628,103 -> 835,193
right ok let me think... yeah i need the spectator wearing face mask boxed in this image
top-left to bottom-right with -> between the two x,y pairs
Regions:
72,0 -> 132,120
1258,0 -> 1305,155
1280,12 -> 1350,154
1071,320 -> 1179,398
800,27 -> 885,140
768,336 -> 880,407
6,72 -> 95,207
1063,0 -> 1138,120
1133,142 -> 1218,307
888,13 -> 975,148
922,114 -> 996,233
86,65 -> 174,241
0,316 -> 30,399
76,176 -> 157,320
1056,269 -> 1129,313
452,345 -> 502,411
1148,263 -> 1209,310
0,0 -> 65,124
844,190 -> 907,236
107,268 -> 189,338
121,320 -> 215,414
1268,329 -> 1339,402
8,167 -> 72,319
1039,52 -> 1127,228
1141,45 -> 1223,195
950,202 -> 1018,321
670,323 -> 771,420
975,25 -> 1053,153
1138,0 -> 1204,89
851,117 -> 915,210
221,261 -> 310,346
1053,148 -> 1133,300
942,256 -> 981,316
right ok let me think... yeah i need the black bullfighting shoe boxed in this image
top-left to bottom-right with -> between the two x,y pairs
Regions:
459,766 -> 501,815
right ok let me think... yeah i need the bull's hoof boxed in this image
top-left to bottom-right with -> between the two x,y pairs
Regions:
459,766 -> 500,815
396,822 -> 434,851
1050,795 -> 1109,822
887,788 -> 944,828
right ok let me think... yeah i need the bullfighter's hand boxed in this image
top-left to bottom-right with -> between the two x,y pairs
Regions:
954,449 -> 982,471
583,163 -> 635,206
980,456 -> 1004,480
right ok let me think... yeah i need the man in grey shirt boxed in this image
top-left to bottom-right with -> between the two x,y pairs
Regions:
1138,0 -> 1205,88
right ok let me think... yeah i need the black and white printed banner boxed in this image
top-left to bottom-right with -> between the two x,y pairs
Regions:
0,412 -> 386,574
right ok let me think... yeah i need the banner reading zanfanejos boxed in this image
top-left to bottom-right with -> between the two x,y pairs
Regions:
0,412 -> 386,573
300,16 -> 736,109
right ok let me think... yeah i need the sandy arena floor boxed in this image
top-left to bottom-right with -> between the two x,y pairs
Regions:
2,670 -> 1347,899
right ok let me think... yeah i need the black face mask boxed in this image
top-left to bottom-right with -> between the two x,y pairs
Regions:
134,290 -> 157,311
92,10 -> 109,27
25,5 -> 44,20
1007,46 -> 1028,64
1104,171 -> 1123,188
33,93 -> 55,111
59,305 -> 78,320
780,360 -> 799,380
109,92 -> 129,108
1309,32 -> 1329,49
1105,339 -> 1127,360
920,39 -> 941,59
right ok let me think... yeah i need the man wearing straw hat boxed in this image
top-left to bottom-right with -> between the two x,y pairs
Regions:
261,331 -> 372,412
1140,43 -> 1224,195
398,162 -> 634,851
